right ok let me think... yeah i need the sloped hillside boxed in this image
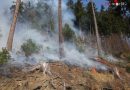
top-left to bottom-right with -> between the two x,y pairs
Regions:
0,61 -> 130,90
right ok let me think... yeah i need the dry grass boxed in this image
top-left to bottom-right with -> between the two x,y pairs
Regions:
91,72 -> 114,83
0,62 -> 130,90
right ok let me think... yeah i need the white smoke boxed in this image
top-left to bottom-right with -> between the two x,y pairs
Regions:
0,0 -> 107,70
0,0 -> 13,49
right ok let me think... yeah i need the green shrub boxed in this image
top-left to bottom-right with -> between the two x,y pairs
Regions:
74,37 -> 85,52
127,55 -> 130,63
0,48 -> 10,64
21,39 -> 41,57
126,66 -> 130,73
77,45 -> 85,52
115,61 -> 126,68
63,24 -> 75,41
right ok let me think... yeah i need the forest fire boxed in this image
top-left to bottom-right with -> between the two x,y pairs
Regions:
91,67 -> 97,74
0,0 -> 130,89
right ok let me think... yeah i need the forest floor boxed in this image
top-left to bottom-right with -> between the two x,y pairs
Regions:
0,59 -> 130,90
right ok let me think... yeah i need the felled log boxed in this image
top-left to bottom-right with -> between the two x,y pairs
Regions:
24,62 -> 50,75
93,57 -> 122,80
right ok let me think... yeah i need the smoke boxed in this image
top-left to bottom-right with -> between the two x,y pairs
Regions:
0,0 -> 107,70
0,0 -> 13,49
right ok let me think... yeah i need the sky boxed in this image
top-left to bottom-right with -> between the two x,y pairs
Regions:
94,0 -> 106,10
81,0 -> 108,10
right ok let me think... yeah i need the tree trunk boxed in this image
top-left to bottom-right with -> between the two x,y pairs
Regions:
6,0 -> 21,51
58,0 -> 64,59
90,0 -> 102,57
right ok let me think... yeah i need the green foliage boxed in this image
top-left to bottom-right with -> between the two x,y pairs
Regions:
97,11 -> 130,36
72,0 -> 130,36
74,0 -> 85,25
77,45 -> 85,52
63,24 -> 74,41
126,54 -> 130,63
67,0 -> 74,9
10,1 -> 54,31
100,5 -> 105,12
115,61 -> 126,68
80,1 -> 97,33
74,37 -> 85,52
126,66 -> 130,73
0,48 -> 10,64
86,2 -> 96,20
107,0 -> 130,16
21,39 -> 41,57
10,1 -> 26,22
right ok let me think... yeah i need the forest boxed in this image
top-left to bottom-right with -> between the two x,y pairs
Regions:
0,0 -> 130,89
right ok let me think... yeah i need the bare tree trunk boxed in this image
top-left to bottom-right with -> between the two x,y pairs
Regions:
58,0 -> 64,59
6,0 -> 21,51
90,0 -> 102,57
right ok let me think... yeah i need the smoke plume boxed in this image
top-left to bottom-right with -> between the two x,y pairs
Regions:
0,0 -> 107,70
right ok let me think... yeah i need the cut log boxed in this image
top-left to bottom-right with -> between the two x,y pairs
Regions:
94,57 -> 122,80
24,62 -> 52,76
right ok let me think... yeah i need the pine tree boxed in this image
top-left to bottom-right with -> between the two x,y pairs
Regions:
67,0 -> 74,9
90,0 -> 102,56
7,0 -> 21,51
100,5 -> 105,12
58,0 -> 64,59
74,0 -> 84,27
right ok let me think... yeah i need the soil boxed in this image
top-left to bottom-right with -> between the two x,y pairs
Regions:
0,61 -> 130,90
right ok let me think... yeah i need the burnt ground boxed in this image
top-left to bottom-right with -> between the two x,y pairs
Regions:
0,61 -> 130,90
